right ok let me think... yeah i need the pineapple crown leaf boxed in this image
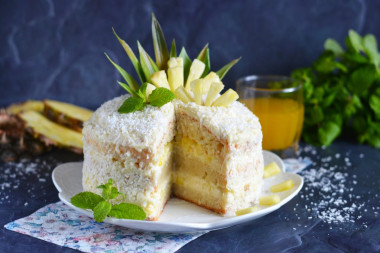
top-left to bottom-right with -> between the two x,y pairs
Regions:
152,12 -> 169,70
170,39 -> 177,58
216,57 -> 242,80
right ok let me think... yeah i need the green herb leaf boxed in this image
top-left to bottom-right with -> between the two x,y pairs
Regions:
93,201 -> 112,222
179,47 -> 192,82
363,34 -> 379,66
324,38 -> 344,56
216,57 -> 241,80
369,92 -> 380,118
170,39 -> 177,58
138,41 -> 159,82
109,203 -> 146,220
118,97 -> 145,114
148,87 -> 175,107
113,28 -> 146,83
105,53 -> 140,92
348,29 -> 363,53
348,64 -> 377,95
152,13 -> 169,70
71,192 -> 104,210
318,121 -> 341,146
137,82 -> 148,101
313,51 -> 336,73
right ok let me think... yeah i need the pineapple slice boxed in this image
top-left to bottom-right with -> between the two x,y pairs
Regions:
168,66 -> 184,92
185,59 -> 205,89
150,70 -> 170,89
175,86 -> 194,103
19,110 -> 83,153
236,205 -> 259,216
145,83 -> 156,100
205,82 -> 224,106
259,195 -> 281,205
211,89 -> 239,107
190,79 -> 205,105
270,180 -> 294,193
43,100 -> 93,132
168,57 -> 183,68
6,100 -> 44,114
202,72 -> 220,94
263,162 -> 282,178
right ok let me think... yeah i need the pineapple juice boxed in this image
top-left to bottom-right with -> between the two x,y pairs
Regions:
241,97 -> 304,150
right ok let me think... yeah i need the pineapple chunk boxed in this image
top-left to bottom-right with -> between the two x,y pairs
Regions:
168,66 -> 184,92
263,162 -> 282,178
168,57 -> 183,68
270,180 -> 294,193
259,195 -> 281,205
6,100 -> 44,114
211,89 -> 239,107
185,59 -> 205,89
205,82 -> 224,106
145,83 -> 156,100
175,86 -> 194,103
202,72 -> 220,94
236,205 -> 259,216
150,70 -> 170,89
190,79 -> 204,105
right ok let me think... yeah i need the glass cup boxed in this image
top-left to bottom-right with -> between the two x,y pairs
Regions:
236,75 -> 304,158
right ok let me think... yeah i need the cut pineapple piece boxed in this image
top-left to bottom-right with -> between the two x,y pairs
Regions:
263,162 -> 282,178
211,89 -> 239,107
168,66 -> 184,92
19,110 -> 83,153
175,86 -> 194,103
205,82 -> 224,106
185,59 -> 205,89
236,205 -> 259,216
190,79 -> 204,105
270,179 -> 294,193
145,83 -> 156,100
150,70 -> 170,89
202,72 -> 220,94
43,100 -> 93,132
168,57 -> 183,68
6,100 -> 44,114
259,195 -> 281,205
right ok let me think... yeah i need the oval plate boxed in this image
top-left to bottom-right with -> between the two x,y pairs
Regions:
52,150 -> 303,233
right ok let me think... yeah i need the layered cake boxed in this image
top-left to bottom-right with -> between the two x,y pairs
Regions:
82,14 -> 264,220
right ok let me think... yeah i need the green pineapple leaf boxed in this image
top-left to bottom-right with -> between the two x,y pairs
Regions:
152,13 -> 169,70
137,41 -> 159,82
105,53 -> 140,93
216,57 -> 241,80
170,39 -> 177,58
117,81 -> 139,98
179,47 -> 192,83
197,47 -> 210,78
112,28 -> 146,83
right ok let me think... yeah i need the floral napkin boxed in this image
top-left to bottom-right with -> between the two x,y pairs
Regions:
4,201 -> 205,253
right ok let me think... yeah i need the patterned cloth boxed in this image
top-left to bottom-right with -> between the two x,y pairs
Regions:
4,202 -> 205,253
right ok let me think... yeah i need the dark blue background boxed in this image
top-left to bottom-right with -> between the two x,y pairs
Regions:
1,0 -> 380,109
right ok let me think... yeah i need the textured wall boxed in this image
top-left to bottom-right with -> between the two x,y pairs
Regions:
1,0 -> 379,109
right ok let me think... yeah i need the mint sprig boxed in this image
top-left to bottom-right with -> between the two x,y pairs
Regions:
71,179 -> 146,222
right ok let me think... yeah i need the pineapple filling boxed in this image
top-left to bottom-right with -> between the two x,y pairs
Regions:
178,136 -> 213,162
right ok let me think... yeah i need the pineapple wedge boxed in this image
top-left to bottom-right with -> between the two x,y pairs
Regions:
263,162 -> 282,178
259,195 -> 281,205
270,179 -> 294,193
168,66 -> 184,92
19,110 -> 83,153
43,100 -> 93,132
202,72 -> 220,94
205,82 -> 224,106
211,89 -> 239,107
175,86 -> 194,103
236,206 -> 259,216
168,57 -> 183,68
6,100 -> 44,114
190,79 -> 204,105
150,70 -> 170,89
185,59 -> 205,89
145,83 -> 156,100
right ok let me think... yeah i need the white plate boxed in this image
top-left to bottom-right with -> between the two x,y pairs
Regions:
52,151 -> 303,233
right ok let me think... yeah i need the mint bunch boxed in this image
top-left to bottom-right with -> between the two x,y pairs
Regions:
71,179 -> 146,222
292,30 -> 380,147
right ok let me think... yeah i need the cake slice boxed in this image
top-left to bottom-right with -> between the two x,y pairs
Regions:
173,100 -> 264,214
82,95 -> 175,220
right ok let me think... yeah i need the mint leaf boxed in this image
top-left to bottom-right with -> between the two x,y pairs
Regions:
363,34 -> 379,65
137,82 -> 148,101
97,179 -> 122,200
71,192 -> 104,210
324,38 -> 344,56
348,64 -> 377,95
370,93 -> 380,118
318,121 -> 341,146
109,203 -> 146,220
148,87 -> 175,107
118,97 -> 145,113
93,201 -> 112,222
348,29 -> 363,53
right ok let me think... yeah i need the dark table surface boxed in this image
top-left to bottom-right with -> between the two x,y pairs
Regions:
0,140 -> 379,253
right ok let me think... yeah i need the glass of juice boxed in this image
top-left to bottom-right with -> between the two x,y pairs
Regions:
236,75 -> 304,158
